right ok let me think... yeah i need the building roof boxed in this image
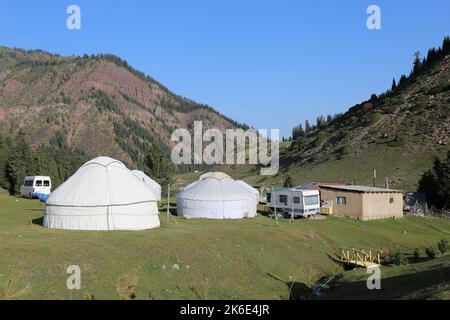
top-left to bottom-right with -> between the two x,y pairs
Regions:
320,185 -> 403,193
297,181 -> 344,190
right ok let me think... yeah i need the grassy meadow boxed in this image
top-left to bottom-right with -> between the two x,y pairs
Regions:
0,188 -> 449,300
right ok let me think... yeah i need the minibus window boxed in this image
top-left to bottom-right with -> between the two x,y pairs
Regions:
35,180 -> 42,187
44,180 -> 50,187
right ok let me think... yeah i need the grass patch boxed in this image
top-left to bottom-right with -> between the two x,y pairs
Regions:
0,189 -> 449,299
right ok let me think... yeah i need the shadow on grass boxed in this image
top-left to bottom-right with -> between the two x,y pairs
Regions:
266,272 -> 312,300
31,216 -> 44,226
322,265 -> 450,299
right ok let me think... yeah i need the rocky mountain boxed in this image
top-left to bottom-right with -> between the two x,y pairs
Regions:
0,47 -> 246,169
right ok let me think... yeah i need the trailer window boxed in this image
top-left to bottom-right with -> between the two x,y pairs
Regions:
35,180 -> 42,187
304,195 -> 319,205
293,197 -> 300,204
336,196 -> 347,205
279,195 -> 288,204
43,180 -> 50,187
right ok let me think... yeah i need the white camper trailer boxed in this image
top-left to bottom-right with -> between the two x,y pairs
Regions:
268,188 -> 320,218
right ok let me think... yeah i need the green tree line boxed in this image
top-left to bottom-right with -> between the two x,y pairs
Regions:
0,131 -> 87,194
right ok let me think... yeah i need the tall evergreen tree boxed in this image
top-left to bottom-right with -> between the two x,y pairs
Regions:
391,78 -> 397,91
144,143 -> 175,190
418,151 -> 450,209
6,131 -> 35,193
413,51 -> 422,74
305,120 -> 311,133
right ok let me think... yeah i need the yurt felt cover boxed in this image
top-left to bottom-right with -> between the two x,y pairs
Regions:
177,174 -> 256,219
236,180 -> 260,218
44,157 -> 160,231
131,170 -> 162,201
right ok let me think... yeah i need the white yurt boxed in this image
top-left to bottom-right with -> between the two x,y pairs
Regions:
131,170 -> 162,201
44,157 -> 160,231
176,172 -> 257,219
236,180 -> 260,218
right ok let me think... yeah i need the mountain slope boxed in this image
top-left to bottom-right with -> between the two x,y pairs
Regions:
216,37 -> 450,191
0,47 -> 246,169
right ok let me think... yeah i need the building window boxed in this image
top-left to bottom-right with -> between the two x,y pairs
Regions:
304,195 -> 319,205
336,196 -> 347,205
389,195 -> 394,204
267,193 -> 271,203
293,197 -> 300,204
279,195 -> 288,204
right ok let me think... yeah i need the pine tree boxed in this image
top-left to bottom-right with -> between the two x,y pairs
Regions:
391,78 -> 397,91
144,143 -> 175,190
305,120 -> 311,133
6,131 -> 35,193
413,51 -> 422,74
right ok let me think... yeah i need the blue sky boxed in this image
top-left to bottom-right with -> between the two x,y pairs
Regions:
0,1 -> 449,137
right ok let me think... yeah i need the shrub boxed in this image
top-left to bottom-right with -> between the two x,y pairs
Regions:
337,145 -> 351,159
390,250 -> 408,265
412,248 -> 420,263
83,292 -> 95,300
428,81 -> 450,95
340,129 -> 352,139
425,247 -> 436,259
387,135 -> 408,148
437,239 -> 448,255
315,131 -> 327,147
369,112 -> 382,124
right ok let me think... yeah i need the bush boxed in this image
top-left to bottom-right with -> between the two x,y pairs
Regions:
337,145 -> 351,159
340,129 -> 352,139
390,250 -> 408,265
425,247 -> 436,259
369,112 -> 382,124
428,81 -> 450,95
412,248 -> 420,263
387,135 -> 408,148
437,239 -> 448,255
315,132 -> 327,147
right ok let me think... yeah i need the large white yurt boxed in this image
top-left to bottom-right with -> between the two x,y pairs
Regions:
44,157 -> 160,231
236,180 -> 260,218
176,172 -> 256,219
131,170 -> 162,201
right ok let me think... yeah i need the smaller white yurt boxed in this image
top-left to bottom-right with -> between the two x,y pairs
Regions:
236,180 -> 260,218
131,170 -> 162,201
177,172 -> 257,219
44,157 -> 160,231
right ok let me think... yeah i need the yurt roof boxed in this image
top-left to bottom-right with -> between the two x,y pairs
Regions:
179,174 -> 253,201
199,172 -> 230,181
47,156 -> 157,207
131,170 -> 161,190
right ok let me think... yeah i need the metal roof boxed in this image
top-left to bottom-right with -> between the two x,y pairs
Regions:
320,185 -> 403,193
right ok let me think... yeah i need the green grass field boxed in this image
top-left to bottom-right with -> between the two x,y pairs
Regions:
0,188 -> 449,300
